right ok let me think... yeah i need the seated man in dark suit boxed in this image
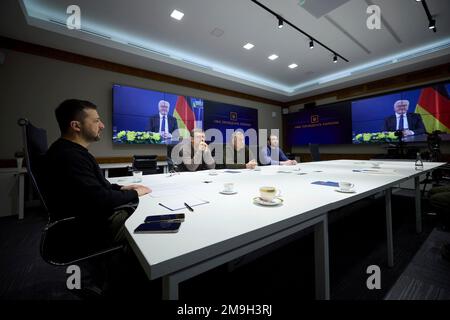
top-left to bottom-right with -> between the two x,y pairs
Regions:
46,99 -> 151,245
179,128 -> 215,172
383,99 -> 426,136
148,100 -> 179,140
260,134 -> 297,166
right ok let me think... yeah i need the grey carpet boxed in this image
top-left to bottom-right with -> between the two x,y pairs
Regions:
385,228 -> 450,300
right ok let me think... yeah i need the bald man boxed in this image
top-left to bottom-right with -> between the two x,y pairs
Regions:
383,99 -> 426,136
149,100 -> 179,140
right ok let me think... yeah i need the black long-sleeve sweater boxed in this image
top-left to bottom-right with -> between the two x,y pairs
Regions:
44,138 -> 138,222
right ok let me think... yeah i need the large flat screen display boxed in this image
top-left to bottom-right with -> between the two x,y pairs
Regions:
112,84 -> 204,144
352,83 -> 450,144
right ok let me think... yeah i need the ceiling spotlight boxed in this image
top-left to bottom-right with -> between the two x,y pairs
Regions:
309,39 -> 314,49
170,9 -> 184,20
278,17 -> 284,29
268,54 -> 279,60
288,63 -> 298,69
243,43 -> 255,50
415,0 -> 421,2
333,55 -> 338,63
428,19 -> 436,30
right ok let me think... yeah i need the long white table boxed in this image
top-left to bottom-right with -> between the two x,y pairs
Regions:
109,159 -> 445,300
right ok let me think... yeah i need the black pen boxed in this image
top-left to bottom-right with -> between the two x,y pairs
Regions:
184,202 -> 194,212
158,203 -> 173,211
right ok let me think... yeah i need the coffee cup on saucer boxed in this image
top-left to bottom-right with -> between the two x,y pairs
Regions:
338,181 -> 354,192
259,186 -> 279,202
223,182 -> 234,193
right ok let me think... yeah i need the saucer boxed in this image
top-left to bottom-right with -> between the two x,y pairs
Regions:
253,197 -> 283,206
220,190 -> 237,195
335,188 -> 356,194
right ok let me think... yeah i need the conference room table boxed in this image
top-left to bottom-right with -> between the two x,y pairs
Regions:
108,159 -> 445,300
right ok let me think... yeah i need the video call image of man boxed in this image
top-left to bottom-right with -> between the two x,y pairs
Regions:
179,128 -> 216,172
222,131 -> 257,170
383,99 -> 426,136
149,100 -> 179,140
261,134 -> 297,166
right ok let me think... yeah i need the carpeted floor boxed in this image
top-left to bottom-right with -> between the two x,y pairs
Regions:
0,192 -> 448,300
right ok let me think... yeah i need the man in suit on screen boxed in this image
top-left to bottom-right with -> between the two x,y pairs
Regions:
148,99 -> 179,140
383,99 -> 426,136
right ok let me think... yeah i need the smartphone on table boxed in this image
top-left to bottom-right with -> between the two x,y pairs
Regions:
144,213 -> 185,223
134,221 -> 181,233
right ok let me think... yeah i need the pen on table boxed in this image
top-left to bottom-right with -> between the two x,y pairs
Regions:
184,202 -> 194,212
158,203 -> 173,211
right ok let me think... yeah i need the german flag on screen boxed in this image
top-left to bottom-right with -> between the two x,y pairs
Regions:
414,85 -> 450,133
173,96 -> 196,138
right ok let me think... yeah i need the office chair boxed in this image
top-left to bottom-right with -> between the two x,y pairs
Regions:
132,155 -> 159,175
19,118 -> 130,296
309,143 -> 321,162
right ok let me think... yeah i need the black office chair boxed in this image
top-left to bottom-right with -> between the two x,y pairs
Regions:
132,155 -> 159,175
309,143 -> 321,162
19,118 -> 130,296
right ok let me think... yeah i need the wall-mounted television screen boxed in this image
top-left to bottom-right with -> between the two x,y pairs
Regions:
284,102 -> 352,147
352,82 -> 450,144
203,101 -> 259,145
112,84 -> 204,144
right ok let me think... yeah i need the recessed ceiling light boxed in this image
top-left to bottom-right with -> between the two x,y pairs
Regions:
268,54 -> 278,60
288,63 -> 298,69
170,9 -> 184,20
243,43 -> 254,50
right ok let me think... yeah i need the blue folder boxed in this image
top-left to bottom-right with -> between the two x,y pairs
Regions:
311,181 -> 339,187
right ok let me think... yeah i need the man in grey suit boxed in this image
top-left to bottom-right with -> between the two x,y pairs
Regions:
149,100 -> 179,140
383,99 -> 426,136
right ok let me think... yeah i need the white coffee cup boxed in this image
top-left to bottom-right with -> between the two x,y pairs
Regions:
133,170 -> 143,182
209,169 -> 217,175
223,182 -> 234,193
338,181 -> 354,191
259,186 -> 279,202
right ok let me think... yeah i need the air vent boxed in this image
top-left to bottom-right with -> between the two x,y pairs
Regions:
210,28 -> 224,37
48,18 -> 67,27
127,42 -> 171,57
181,59 -> 212,70
80,28 -> 111,40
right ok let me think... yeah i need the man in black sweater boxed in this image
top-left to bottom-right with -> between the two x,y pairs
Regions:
45,99 -> 151,245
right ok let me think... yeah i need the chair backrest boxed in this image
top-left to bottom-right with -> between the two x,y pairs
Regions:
132,155 -> 158,175
309,143 -> 320,162
18,118 -> 49,212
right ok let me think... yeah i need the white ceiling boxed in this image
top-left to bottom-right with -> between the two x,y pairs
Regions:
1,0 -> 449,103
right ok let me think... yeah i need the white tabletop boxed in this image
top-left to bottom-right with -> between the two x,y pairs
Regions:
109,159 -> 445,280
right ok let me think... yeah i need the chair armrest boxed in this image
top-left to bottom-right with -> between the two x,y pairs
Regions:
114,201 -> 138,215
